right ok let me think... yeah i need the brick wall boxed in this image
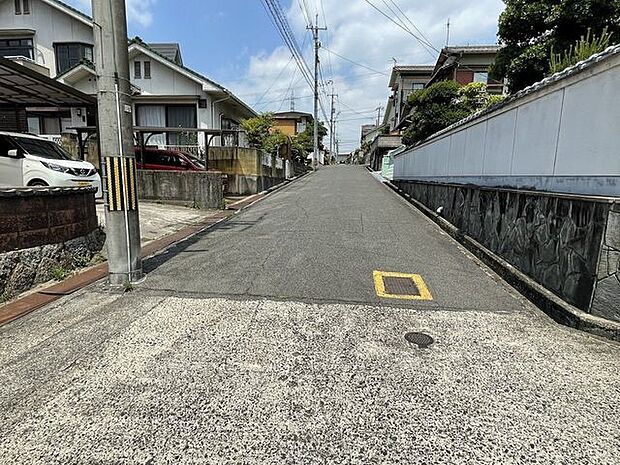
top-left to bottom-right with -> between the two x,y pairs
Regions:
0,187 -> 98,253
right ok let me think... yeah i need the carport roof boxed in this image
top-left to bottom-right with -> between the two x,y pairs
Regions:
0,56 -> 96,107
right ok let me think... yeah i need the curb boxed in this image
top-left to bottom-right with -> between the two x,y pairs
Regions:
0,171 -> 310,327
383,180 -> 620,342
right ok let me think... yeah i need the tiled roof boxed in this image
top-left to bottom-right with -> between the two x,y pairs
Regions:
148,43 -> 182,65
443,45 -> 502,55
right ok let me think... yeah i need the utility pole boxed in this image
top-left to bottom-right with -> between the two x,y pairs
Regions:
376,106 -> 383,127
329,89 -> 337,163
92,0 -> 143,286
308,14 -> 326,170
290,89 -> 295,111
446,18 -> 451,47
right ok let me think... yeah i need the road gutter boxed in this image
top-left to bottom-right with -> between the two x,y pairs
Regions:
382,179 -> 620,342
0,171 -> 311,327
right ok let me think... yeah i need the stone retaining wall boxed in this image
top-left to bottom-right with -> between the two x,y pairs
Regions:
0,228 -> 105,299
394,180 -> 620,321
0,187 -> 104,300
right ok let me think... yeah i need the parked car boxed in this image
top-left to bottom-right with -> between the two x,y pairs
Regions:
0,131 -> 102,198
135,147 -> 206,171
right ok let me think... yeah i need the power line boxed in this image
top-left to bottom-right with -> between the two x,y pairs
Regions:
322,47 -> 389,76
386,0 -> 436,50
253,54 -> 295,108
362,0 -> 437,58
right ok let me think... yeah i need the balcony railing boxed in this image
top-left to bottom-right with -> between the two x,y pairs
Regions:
38,134 -> 63,145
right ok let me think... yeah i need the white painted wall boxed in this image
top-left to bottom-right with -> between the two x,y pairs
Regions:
0,0 -> 93,77
130,52 -> 203,96
394,48 -> 620,197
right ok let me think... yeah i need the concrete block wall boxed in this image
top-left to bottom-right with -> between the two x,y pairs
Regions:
395,180 -> 619,322
137,170 -> 224,209
208,147 -> 288,195
394,45 -> 620,197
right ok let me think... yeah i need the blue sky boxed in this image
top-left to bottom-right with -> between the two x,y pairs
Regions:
67,0 -> 505,151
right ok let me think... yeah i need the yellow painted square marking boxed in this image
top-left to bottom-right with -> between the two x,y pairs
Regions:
373,270 -> 433,301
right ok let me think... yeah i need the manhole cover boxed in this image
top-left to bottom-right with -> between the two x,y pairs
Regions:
383,276 -> 420,296
405,332 -> 434,348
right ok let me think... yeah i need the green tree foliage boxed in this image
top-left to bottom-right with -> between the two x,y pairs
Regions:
264,130 -> 288,155
402,81 -> 501,146
549,27 -> 613,73
492,0 -> 620,93
290,120 -> 328,163
240,113 -> 275,149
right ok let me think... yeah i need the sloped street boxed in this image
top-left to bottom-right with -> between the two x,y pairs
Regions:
1,166 -> 619,463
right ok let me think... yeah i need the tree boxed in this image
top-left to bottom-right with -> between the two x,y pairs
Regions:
240,113 -> 275,149
290,120 -> 328,163
491,0 -> 620,93
401,81 -> 501,146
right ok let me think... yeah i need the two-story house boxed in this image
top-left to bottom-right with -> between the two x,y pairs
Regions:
272,111 -> 313,137
427,45 -> 505,94
385,65 -> 434,132
0,0 -> 256,151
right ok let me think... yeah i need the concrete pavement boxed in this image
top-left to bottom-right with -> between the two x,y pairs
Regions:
1,166 -> 619,464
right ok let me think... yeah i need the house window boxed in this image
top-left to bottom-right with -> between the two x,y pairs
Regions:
22,0 -> 29,14
0,38 -> 33,59
136,104 -> 197,145
134,61 -> 141,79
54,43 -> 94,74
14,0 -> 20,14
143,60 -> 151,79
473,72 -> 488,84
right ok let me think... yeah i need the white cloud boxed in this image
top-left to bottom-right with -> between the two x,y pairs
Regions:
226,0 -> 505,152
69,0 -> 157,28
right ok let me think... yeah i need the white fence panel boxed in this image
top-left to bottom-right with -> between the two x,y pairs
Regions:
393,44 -> 620,196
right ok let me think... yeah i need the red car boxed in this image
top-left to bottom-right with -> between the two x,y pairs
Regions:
135,147 -> 206,171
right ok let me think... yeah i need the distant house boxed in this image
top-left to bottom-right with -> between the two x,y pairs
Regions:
385,65 -> 434,132
427,45 -> 505,94
360,124 -> 376,144
272,111 -> 313,137
0,0 -> 256,152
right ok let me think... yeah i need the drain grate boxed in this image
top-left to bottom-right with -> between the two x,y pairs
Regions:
405,332 -> 434,348
383,276 -> 421,296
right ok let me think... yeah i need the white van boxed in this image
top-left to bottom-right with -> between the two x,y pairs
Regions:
0,131 -> 102,198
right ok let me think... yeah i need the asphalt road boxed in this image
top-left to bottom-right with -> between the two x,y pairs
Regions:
1,166 -> 619,464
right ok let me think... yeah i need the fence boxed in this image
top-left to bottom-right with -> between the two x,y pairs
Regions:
394,45 -> 620,197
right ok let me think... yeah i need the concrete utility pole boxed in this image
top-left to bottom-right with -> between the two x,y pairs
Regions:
92,0 -> 143,285
308,15 -> 326,170
329,91 -> 337,163
376,106 -> 383,127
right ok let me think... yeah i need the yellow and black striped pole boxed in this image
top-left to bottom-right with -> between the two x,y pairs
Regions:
104,156 -> 138,212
